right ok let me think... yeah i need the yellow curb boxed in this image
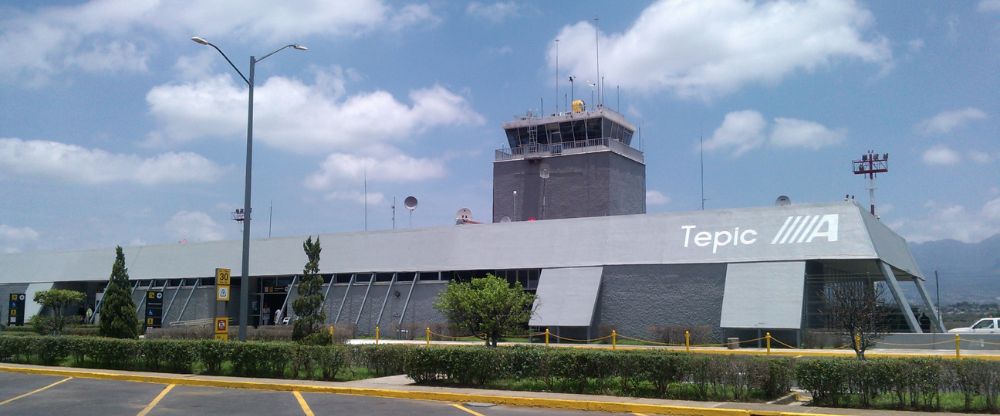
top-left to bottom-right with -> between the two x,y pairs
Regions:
0,364 -> 847,416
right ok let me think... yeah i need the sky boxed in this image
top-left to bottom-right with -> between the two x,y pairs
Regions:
0,0 -> 998,254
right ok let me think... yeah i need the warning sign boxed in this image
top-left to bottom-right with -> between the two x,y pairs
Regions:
215,268 -> 231,286
215,317 -> 228,334
216,285 -> 230,301
144,290 -> 163,329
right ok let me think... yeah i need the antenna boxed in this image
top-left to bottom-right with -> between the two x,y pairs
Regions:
363,168 -> 368,231
700,135 -> 705,210
391,196 -> 396,230
617,85 -> 620,112
404,196 -> 418,228
268,200 -> 273,239
594,17 -> 601,106
555,38 -> 559,114
775,195 -> 791,206
852,150 -> 889,217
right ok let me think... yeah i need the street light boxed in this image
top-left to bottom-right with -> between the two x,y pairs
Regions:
191,36 -> 306,341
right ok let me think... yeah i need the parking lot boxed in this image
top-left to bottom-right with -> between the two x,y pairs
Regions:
0,372 -> 636,416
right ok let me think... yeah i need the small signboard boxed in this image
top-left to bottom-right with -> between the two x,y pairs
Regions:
216,285 -> 230,302
214,333 -> 228,341
215,317 -> 228,334
8,293 -> 25,326
215,268 -> 231,286
144,290 -> 163,329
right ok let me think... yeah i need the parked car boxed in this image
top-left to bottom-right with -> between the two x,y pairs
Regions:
948,317 -> 1000,334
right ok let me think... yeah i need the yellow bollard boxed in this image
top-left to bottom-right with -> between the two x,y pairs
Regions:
545,328 -> 550,346
854,332 -> 861,351
612,329 -> 617,350
684,330 -> 690,353
375,325 -> 380,345
956,334 -> 961,359
328,325 -> 334,338
766,332 -> 771,355
426,327 -> 431,346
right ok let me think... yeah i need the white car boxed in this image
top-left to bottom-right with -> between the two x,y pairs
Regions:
948,317 -> 1000,334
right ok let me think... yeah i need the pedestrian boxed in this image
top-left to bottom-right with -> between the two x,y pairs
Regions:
275,308 -> 283,325
85,306 -> 93,324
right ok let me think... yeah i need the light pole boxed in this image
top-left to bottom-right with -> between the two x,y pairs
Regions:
191,36 -> 306,341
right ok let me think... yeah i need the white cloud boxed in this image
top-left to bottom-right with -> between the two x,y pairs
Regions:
324,191 -> 386,206
916,107 -> 988,135
549,0 -> 890,98
0,138 -> 223,185
703,110 -> 767,156
0,224 -> 40,241
646,190 -> 670,206
907,38 -> 925,53
980,0 -> 1000,13
922,145 -> 962,166
466,2 -> 522,23
146,71 -> 484,154
305,152 -> 446,190
770,118 -> 846,149
969,150 -> 993,164
165,211 -> 225,242
0,0 -> 436,84
901,198 -> 1000,243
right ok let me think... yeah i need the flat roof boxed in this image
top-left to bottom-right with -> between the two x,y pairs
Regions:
0,201 -> 922,284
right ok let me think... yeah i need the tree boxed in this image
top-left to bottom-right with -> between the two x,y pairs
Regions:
32,289 -> 85,335
434,274 -> 534,347
823,281 -> 890,360
293,236 -> 327,343
99,246 -> 139,339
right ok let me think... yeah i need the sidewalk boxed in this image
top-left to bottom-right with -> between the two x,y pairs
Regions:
0,362 -> 973,416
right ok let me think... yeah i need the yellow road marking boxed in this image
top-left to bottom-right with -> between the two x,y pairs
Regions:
451,403 -> 487,416
137,383 -> 175,416
0,376 -> 72,406
633,413 -> 649,416
293,391 -> 315,416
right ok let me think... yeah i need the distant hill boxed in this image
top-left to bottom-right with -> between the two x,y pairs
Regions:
908,234 -> 1000,305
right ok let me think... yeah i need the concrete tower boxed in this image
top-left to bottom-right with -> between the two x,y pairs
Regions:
493,101 -> 645,222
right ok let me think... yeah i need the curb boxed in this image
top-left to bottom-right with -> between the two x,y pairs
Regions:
0,364 -> 845,416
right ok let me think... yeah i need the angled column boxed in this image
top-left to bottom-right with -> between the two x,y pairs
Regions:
879,261 -> 921,333
912,276 -> 947,333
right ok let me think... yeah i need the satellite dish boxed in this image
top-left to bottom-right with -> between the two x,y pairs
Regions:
456,208 -> 472,221
500,216 -> 512,223
404,196 -> 418,211
775,195 -> 791,206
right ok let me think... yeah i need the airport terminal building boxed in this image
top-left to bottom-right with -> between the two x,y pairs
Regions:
0,105 -> 943,343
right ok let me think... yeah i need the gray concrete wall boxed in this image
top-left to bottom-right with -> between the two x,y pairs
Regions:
493,151 -> 645,222
596,264 -> 727,341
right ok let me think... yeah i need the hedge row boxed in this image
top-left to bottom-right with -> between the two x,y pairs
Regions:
405,346 -> 793,401
797,357 -> 1000,412
0,336 -> 407,380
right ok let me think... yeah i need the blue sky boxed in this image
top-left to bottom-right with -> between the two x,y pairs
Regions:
1,0 -> 998,253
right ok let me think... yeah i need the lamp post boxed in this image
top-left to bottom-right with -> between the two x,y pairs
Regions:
191,36 -> 306,341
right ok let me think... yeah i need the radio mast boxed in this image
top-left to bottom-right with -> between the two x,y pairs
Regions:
852,150 -> 888,217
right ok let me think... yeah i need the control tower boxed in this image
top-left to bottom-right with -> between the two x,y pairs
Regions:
493,101 -> 646,222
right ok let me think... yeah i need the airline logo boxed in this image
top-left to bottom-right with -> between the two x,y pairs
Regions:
681,214 -> 839,253
770,214 -> 839,245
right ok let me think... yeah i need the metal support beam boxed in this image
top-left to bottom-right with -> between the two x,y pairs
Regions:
913,276 -> 947,333
162,279 -> 185,322
397,272 -> 419,327
334,274 -> 355,323
354,273 -> 375,326
130,280 -> 139,295
278,275 -> 298,324
90,279 -> 113,324
374,273 -> 397,328
174,278 -> 201,324
879,261 -> 922,333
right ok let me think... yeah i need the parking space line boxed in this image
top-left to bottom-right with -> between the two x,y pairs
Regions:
293,391 -> 314,416
136,383 -> 175,416
0,376 -> 72,406
633,413 -> 649,416
451,403 -> 486,416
